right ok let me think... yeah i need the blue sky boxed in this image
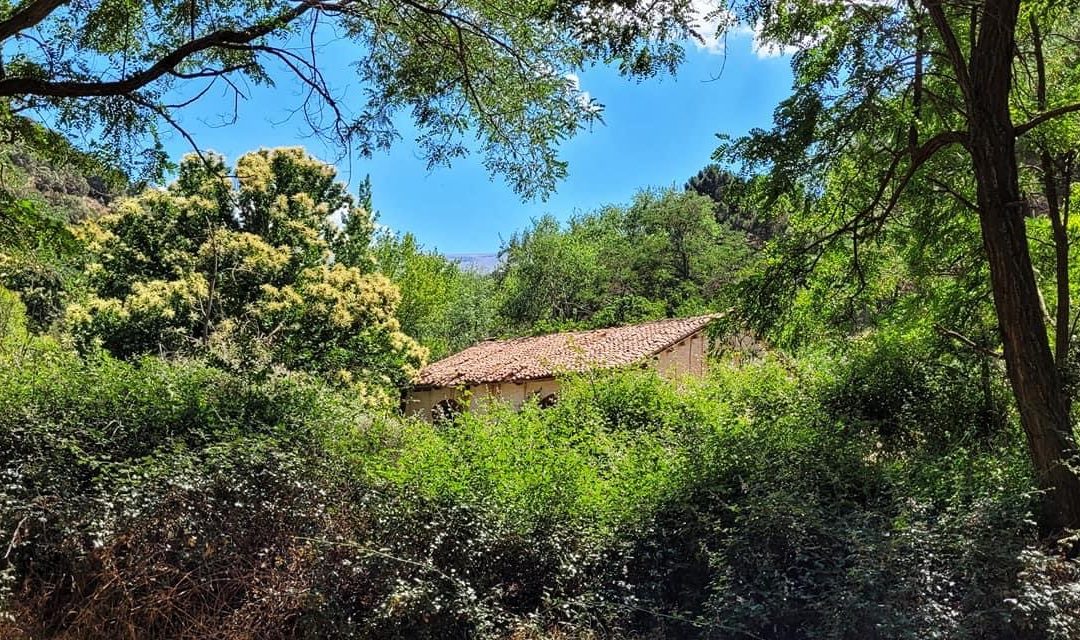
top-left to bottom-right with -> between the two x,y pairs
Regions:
162,30 -> 794,255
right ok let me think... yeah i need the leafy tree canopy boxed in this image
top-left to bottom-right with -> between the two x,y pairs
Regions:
685,163 -> 785,242
0,0 -> 704,196
496,188 -> 753,333
714,0 -> 1080,530
373,229 -> 497,360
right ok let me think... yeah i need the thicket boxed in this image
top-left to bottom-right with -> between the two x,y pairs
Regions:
4,280 -> 1079,638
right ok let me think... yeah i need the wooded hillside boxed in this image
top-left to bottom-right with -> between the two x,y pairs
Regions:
3,0 -> 1080,637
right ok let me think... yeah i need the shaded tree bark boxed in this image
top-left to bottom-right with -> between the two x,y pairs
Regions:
961,0 -> 1080,531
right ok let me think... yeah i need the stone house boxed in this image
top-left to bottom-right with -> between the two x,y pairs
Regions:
403,314 -> 719,422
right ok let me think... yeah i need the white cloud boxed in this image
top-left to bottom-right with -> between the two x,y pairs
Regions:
691,0 -> 838,59
564,72 -> 600,115
689,0 -> 736,55
688,0 -> 799,59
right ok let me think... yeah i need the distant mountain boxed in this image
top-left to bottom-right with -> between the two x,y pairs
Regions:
447,253 -> 500,274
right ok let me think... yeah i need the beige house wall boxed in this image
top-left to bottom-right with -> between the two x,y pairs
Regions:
403,378 -> 563,421
653,330 -> 708,378
404,329 -> 709,422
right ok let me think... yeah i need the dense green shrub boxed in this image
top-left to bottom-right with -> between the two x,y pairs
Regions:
368,359 -> 1077,639
0,251 -> 73,329
373,368 -> 723,533
9,442 -> 592,639
817,332 -> 1011,450
0,289 -> 360,632
0,290 -> 591,639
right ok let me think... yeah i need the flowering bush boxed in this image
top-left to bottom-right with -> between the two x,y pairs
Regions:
64,148 -> 424,391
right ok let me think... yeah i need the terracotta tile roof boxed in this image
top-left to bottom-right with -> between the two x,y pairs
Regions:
414,314 -> 720,388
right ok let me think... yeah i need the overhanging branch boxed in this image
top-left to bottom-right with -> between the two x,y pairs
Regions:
0,1 -> 317,98
0,0 -> 67,42
806,130 -> 968,253
1015,101 -> 1080,136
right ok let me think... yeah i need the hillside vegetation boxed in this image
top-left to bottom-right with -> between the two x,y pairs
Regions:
1,132 -> 1079,639
3,284 -> 1079,639
3,0 -> 1080,632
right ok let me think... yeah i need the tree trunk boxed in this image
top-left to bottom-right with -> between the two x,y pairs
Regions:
1031,16 -> 1073,396
968,0 -> 1080,531
974,162 -> 1080,531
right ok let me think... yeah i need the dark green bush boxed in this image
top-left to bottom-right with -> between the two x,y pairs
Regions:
11,441 -> 590,639
818,333 -> 1010,450
0,291 -> 592,639
367,358 -> 1079,639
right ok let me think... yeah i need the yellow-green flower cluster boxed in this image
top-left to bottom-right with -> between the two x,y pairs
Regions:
199,230 -> 291,283
64,146 -> 423,393
126,274 -> 209,323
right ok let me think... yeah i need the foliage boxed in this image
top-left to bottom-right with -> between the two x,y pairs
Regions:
0,230 -> 73,331
0,0 -> 702,196
3,282 -> 1080,638
496,213 -> 607,331
365,357 -> 1078,639
495,188 -> 753,334
715,0 -> 1080,528
65,148 -> 425,391
685,162 -> 783,241
0,290 -> 579,638
373,368 -> 704,533
373,230 -> 497,359
0,116 -> 132,329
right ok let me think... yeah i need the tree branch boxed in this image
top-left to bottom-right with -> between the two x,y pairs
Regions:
935,324 -> 1005,360
806,130 -> 968,253
921,0 -> 973,107
398,0 -> 528,72
929,176 -> 978,212
0,0 -> 67,42
168,64 -> 249,80
126,93 -> 210,166
0,2 -> 315,98
1015,101 -> 1080,136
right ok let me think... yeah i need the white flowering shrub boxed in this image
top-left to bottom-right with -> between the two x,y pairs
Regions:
65,148 -> 424,390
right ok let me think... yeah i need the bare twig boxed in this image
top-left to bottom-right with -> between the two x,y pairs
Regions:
935,324 -> 1004,359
